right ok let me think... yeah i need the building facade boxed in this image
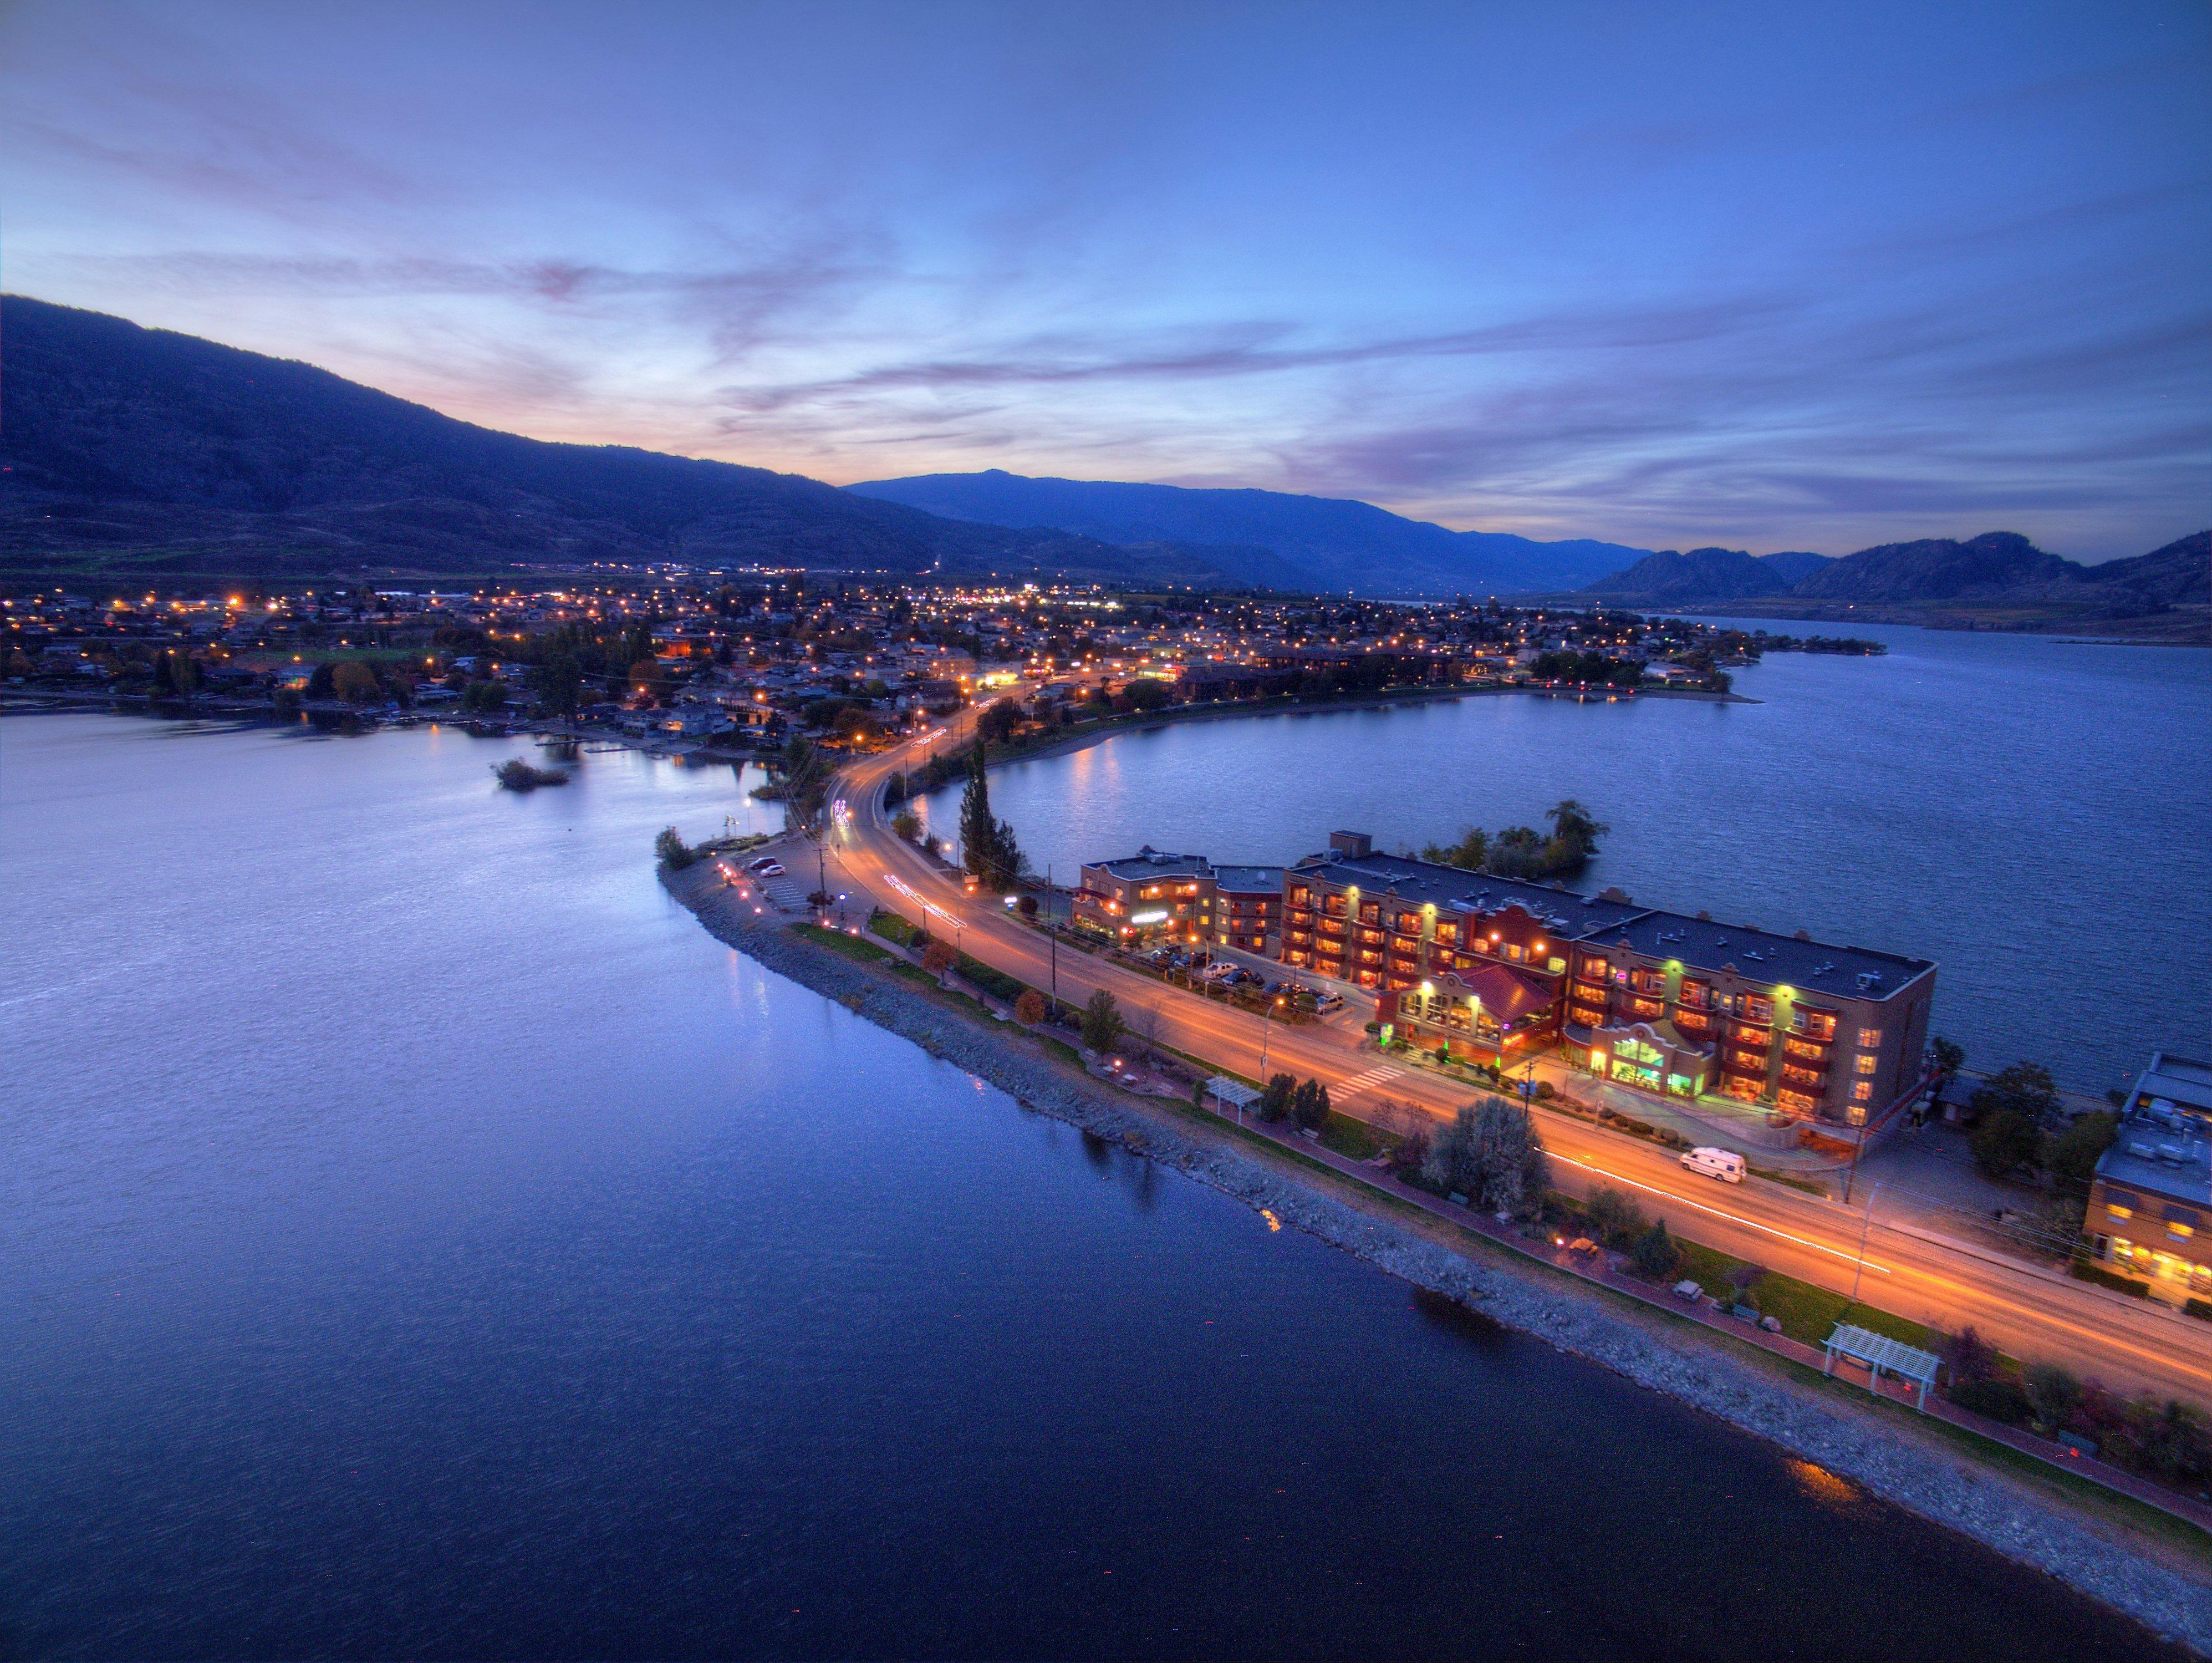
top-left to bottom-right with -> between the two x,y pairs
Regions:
1278,832 -> 1935,1128
2086,1051 -> 2212,1301
1072,850 -> 1282,954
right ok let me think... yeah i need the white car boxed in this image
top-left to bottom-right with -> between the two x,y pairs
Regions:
753,861 -> 785,878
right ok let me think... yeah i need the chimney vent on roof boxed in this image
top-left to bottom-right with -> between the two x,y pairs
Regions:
1329,830 -> 1373,859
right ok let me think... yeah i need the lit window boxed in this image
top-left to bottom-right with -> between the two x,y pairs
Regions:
2171,1223 -> 2195,1240
2107,1204 -> 2133,1221
1857,1028 -> 1882,1049
1854,1055 -> 1877,1075
1851,1081 -> 1874,1102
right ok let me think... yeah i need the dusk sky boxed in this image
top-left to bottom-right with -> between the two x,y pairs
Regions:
4,1 -> 2205,558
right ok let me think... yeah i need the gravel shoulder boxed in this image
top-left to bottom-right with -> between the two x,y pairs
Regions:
666,860 -> 2212,1654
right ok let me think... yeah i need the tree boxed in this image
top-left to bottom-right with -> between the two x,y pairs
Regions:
1632,1219 -> 1679,1280
1930,1036 -> 1966,1080
957,743 -> 1025,891
1419,827 -> 1489,871
654,827 -> 697,870
1258,1072 -> 1296,1123
305,662 -> 337,700
977,698 -> 1020,745
333,660 -> 382,703
1125,678 -> 1171,712
922,940 -> 957,978
1584,1186 -> 1646,1248
1292,1077 -> 1331,1133
1015,989 -> 1046,1025
2047,1112 -> 2118,1191
1080,988 -> 1127,1054
1016,894 -> 1038,919
1971,1108 -> 2043,1179
890,809 -> 922,843
460,679 -> 508,715
530,649 -> 584,719
1546,799 -> 1609,856
1971,1062 -> 2063,1130
1424,1097 -> 1547,1214
2022,1362 -> 2083,1432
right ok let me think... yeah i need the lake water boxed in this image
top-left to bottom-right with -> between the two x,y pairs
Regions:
926,624 -> 2212,1095
0,713 -> 2174,1659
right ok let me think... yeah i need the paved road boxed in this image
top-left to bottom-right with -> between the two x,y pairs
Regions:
819,713 -> 2212,1405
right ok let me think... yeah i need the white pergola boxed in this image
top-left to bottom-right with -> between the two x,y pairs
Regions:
1203,1076 -> 1262,1117
1823,1322 -> 1941,1411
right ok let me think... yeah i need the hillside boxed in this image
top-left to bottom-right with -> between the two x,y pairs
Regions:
1581,527 -> 2209,639
0,296 -> 1145,581
1580,546 -> 1788,603
845,469 -> 1655,596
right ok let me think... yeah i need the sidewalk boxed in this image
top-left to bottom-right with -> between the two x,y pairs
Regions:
1194,1100 -> 2212,1535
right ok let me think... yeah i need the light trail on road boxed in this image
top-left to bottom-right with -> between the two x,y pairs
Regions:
810,705 -> 2212,1403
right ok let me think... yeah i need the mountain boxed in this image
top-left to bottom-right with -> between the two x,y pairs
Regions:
845,469 -> 1655,596
0,296 -> 1161,581
2085,531 -> 2211,608
1579,546 -> 1787,603
1577,526 -> 2210,638
1787,532 -> 2087,603
1758,550 -> 1833,586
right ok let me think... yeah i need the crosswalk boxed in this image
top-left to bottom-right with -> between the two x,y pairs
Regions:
1333,1062 -> 1406,1102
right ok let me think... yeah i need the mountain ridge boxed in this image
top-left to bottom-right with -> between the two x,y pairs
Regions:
845,469 -> 1656,595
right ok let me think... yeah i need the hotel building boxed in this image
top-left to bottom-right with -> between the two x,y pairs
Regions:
1074,850 -> 1284,955
1277,832 -> 1935,1128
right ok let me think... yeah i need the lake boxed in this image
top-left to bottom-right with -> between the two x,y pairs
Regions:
926,623 -> 2212,1095
0,712 -> 2173,1658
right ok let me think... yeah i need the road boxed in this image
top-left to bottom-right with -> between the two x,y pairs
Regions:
811,711 -> 2212,1406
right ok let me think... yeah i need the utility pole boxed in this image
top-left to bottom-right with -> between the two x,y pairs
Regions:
1046,863 -> 1058,1017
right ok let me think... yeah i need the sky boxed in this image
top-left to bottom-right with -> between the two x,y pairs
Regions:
3,1 -> 2207,559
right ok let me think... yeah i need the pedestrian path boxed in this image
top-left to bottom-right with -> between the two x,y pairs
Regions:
1333,1062 -> 1406,1102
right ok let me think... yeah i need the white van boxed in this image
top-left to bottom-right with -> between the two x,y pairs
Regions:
1681,1146 -> 1745,1183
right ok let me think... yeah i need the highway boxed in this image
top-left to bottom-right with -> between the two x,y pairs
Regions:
811,710 -> 2212,1406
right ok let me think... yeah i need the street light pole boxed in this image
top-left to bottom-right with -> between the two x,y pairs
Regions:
1851,1181 -> 1883,1305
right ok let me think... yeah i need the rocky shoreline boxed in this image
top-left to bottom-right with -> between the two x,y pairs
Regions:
665,861 -> 2212,1652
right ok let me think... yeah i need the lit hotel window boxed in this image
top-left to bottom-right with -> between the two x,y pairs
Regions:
1852,1081 -> 1874,1102
1857,1028 -> 1882,1049
1854,1055 -> 1877,1075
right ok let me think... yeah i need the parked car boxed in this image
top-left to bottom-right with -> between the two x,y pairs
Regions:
746,856 -> 779,873
753,861 -> 785,878
1681,1146 -> 1745,1183
1314,990 -> 1345,1014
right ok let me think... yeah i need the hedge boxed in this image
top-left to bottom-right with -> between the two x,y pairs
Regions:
2070,1259 -> 2150,1298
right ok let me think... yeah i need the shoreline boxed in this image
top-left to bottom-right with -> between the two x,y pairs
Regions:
940,680 -> 1756,777
665,861 -> 2212,1654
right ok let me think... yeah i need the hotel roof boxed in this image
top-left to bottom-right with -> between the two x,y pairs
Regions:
1212,864 -> 1286,894
1588,912 -> 1936,1004
1086,848 -> 1213,881
1291,850 -> 1931,1001
1290,852 -> 1645,934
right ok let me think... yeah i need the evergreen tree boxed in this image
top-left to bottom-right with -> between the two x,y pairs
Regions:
957,743 -> 1025,891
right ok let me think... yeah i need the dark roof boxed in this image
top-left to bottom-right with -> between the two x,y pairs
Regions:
1291,850 -> 1932,1000
1085,847 -> 1212,881
1212,864 -> 1285,894
1589,911 -> 1934,1003
1431,963 -> 1554,1022
1290,853 -> 1644,935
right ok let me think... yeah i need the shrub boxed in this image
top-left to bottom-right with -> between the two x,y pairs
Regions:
1015,989 -> 1046,1025
1534,1081 -> 1556,1101
654,827 -> 699,870
1632,1219 -> 1679,1280
922,940 -> 957,975
2185,1299 -> 2212,1324
1258,1072 -> 1295,1124
2070,1260 -> 2149,1297
1950,1379 -> 2032,1425
1291,1077 -> 1332,1133
2023,1362 -> 2083,1432
1584,1186 -> 1646,1249
1939,1325 -> 1999,1385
